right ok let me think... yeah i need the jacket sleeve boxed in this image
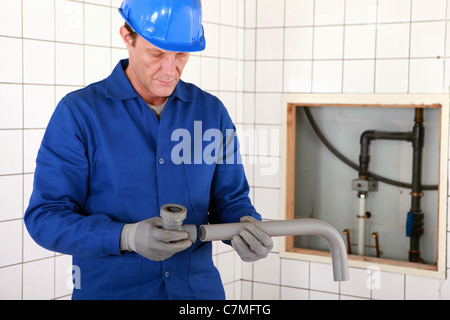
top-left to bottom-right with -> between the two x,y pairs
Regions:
24,100 -> 125,258
207,106 -> 262,225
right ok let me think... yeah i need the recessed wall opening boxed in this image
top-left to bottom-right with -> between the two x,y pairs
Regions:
280,94 -> 448,279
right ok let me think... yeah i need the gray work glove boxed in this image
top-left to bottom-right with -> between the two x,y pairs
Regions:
231,216 -> 274,262
120,217 -> 192,261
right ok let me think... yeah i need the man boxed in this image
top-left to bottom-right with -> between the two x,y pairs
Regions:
24,0 -> 273,300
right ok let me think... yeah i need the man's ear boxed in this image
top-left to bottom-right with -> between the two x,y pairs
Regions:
120,25 -> 135,50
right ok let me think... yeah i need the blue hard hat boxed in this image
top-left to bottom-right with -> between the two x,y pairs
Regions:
119,0 -> 206,52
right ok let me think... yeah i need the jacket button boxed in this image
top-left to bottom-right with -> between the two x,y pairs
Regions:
158,157 -> 165,165
165,271 -> 170,278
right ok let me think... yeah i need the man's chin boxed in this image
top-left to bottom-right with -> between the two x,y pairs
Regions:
152,87 -> 177,99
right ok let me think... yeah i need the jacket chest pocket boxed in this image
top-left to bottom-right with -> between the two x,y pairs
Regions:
156,161 -> 214,218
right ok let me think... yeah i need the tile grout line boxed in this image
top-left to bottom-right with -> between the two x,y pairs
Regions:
20,0 -> 25,301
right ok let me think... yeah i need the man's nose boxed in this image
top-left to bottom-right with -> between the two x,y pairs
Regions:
161,54 -> 178,76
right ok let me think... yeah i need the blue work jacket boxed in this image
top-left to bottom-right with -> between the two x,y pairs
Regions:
24,59 -> 261,300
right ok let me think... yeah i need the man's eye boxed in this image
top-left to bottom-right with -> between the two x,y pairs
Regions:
148,51 -> 163,57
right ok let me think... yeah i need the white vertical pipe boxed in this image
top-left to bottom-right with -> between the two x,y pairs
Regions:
357,196 -> 366,256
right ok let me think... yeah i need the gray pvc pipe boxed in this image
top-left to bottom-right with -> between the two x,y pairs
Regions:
160,204 -> 197,243
181,224 -> 197,243
199,219 -> 349,282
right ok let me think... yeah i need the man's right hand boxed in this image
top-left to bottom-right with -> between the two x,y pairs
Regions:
120,217 -> 192,261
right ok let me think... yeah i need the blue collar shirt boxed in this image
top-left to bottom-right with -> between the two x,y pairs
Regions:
24,59 -> 261,300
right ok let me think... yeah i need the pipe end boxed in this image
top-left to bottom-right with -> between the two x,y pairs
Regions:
199,225 -> 207,242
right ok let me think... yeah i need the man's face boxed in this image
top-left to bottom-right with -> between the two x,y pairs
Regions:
122,28 -> 190,105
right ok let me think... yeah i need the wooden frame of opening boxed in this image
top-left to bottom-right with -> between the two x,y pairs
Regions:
280,94 -> 448,279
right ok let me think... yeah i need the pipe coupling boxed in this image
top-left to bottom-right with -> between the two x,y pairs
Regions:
160,204 -> 197,243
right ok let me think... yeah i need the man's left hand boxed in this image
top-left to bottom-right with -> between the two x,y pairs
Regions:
232,216 -> 274,262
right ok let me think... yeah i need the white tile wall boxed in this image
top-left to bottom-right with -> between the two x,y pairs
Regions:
375,59 -> 409,93
344,25 -> 376,59
345,0 -> 377,25
1,0 -> 450,300
56,43 -> 84,85
0,84 -> 22,129
412,0 -> 447,21
55,0 -> 84,44
377,0 -> 411,23
285,0 -> 314,27
371,271 -> 404,300
343,60 -> 375,92
22,0 -> 55,41
257,0 -> 285,27
315,0 -> 345,26
0,37 -> 22,83
314,26 -> 345,59
376,24 -> 410,59
0,131 -> 22,175
0,0 -> 22,38
234,0 -> 450,301
23,40 -> 55,84
23,85 -> 55,128
0,0 -> 127,300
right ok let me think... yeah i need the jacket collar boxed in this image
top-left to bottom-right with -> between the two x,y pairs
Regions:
105,59 -> 193,102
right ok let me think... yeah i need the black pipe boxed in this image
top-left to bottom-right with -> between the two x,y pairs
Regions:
359,130 -> 414,178
357,109 -> 425,263
303,107 -> 438,190
302,107 -> 430,263
408,109 -> 425,263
